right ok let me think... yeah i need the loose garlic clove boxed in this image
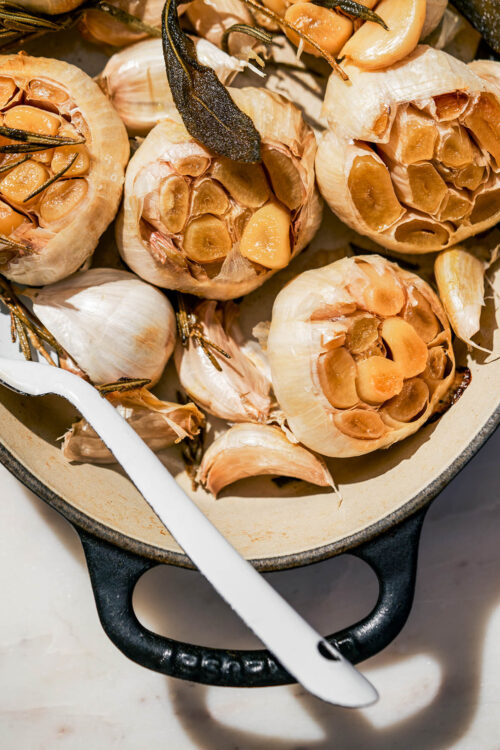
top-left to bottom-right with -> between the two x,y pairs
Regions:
284,3 -> 353,57
434,247 -> 485,346
159,175 -> 190,234
211,158 -> 270,209
382,377 -> 429,422
381,317 -> 428,378
185,0 -> 259,59
262,147 -> 304,211
356,356 -> 404,403
348,154 -> 403,232
183,214 -> 232,263
239,201 -> 291,270
27,268 -> 176,385
402,289 -> 440,343
340,0 -> 426,71
191,179 -> 229,216
198,423 -> 334,497
63,389 -> 204,465
318,347 -> 359,409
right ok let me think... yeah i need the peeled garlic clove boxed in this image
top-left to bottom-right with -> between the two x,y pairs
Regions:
284,3 -> 353,57
62,389 -> 204,464
198,423 -> 334,497
175,300 -> 272,423
341,0 -> 427,71
80,0 -> 163,47
98,38 -> 247,136
434,246 -> 485,346
0,55 -> 128,287
118,88 -> 321,299
27,268 -> 176,385
268,254 -> 455,457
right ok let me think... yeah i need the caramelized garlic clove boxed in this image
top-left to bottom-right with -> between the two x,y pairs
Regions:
174,155 -> 211,177
51,144 -> 91,177
436,123 -> 474,168
0,200 -> 25,235
346,315 -> 380,354
317,346 -> 358,409
381,316 -> 428,378
382,377 -> 429,422
340,0 -> 426,70
432,91 -> 469,121
434,246 -> 484,344
422,345 -> 448,386
159,175 -> 190,234
4,104 -> 60,136
391,161 -> 448,215
191,178 -> 229,216
334,409 -> 386,440
39,179 -> 89,224
452,163 -> 486,192
437,188 -> 472,222
0,77 -> 18,109
211,157 -> 270,208
262,147 -> 304,211
470,185 -> 500,225
393,216 -> 450,251
198,423 -> 334,497
379,106 -> 438,165
351,260 -> 405,317
239,201 -> 291,270
0,159 -> 49,204
183,214 -> 232,263
348,154 -> 403,231
402,289 -> 440,343
356,355 -> 404,404
284,3 -> 353,57
463,93 -> 500,166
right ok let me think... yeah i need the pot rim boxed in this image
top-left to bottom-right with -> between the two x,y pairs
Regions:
1,404 -> 498,572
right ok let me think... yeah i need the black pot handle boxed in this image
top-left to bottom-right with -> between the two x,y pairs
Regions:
77,506 -> 427,687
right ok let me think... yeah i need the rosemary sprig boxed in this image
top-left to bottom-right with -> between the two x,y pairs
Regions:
176,293 -> 231,372
221,23 -> 276,54
0,154 -> 30,174
0,124 -> 85,147
313,0 -> 388,29
96,378 -> 152,395
0,2 -> 62,32
23,152 -> 78,203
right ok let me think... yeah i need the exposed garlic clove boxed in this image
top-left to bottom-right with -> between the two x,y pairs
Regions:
26,268 -> 176,385
20,0 -> 82,11
0,55 -> 129,287
437,188 -> 472,222
268,254 -> 454,458
175,300 -> 272,423
197,423 -> 334,497
98,38 -> 248,136
159,175 -> 190,234
434,246 -> 485,346
340,0 -> 427,71
378,106 -> 438,166
390,161 -> 447,215
80,0 -> 164,48
185,0 -> 260,59
284,3 -> 352,57
62,389 -> 204,464
117,87 -> 321,300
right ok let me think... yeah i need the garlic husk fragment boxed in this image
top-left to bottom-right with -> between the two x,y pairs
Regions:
198,423 -> 334,497
420,0 -> 448,40
62,388 -> 204,464
117,87 -> 322,300
80,0 -> 164,47
0,55 -> 129,286
175,300 -> 272,422
469,60 -> 500,99
26,268 -> 176,385
21,0 -> 82,11
268,254 -> 455,458
98,38 -> 249,136
317,46 -> 500,255
434,246 -> 485,346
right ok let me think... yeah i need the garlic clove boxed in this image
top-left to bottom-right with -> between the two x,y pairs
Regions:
184,214 -> 232,263
262,146 -> 304,211
434,246 -> 485,346
382,377 -> 429,423
284,3 -> 353,57
191,179 -> 229,216
356,356 -> 404,404
26,268 -> 176,385
239,201 -> 291,270
318,347 -> 359,409
340,0 -> 427,71
21,0 -> 83,11
349,259 -> 405,317
197,423 -> 334,497
402,288 -> 441,344
334,409 -> 386,441
185,0 -> 260,59
62,388 -> 204,464
211,158 -> 270,209
380,317 -> 429,378
80,0 -> 164,48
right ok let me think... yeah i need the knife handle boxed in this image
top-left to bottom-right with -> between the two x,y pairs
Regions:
77,506 -> 427,687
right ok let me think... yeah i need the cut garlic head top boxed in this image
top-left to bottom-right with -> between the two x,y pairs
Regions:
0,55 -> 129,286
27,268 -> 176,386
117,87 -> 322,300
317,46 -> 500,254
268,254 -> 455,458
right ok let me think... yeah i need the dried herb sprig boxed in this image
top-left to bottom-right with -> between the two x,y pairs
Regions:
176,293 -> 231,372
0,2 -> 63,32
177,388 -> 205,489
221,23 -> 276,54
0,155 -> 30,174
23,152 -> 78,202
0,125 -> 85,155
96,377 -> 152,395
313,0 -> 388,30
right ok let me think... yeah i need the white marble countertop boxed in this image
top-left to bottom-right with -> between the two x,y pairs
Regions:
1,426 -> 500,749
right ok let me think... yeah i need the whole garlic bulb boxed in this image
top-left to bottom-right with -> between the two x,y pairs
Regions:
20,0 -> 82,12
26,268 -> 176,385
117,87 -> 322,300
99,37 -> 250,136
316,46 -> 500,255
0,55 -> 129,286
80,0 -> 164,48
268,254 -> 455,458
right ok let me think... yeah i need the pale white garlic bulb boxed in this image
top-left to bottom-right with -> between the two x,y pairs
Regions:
21,0 -> 82,12
26,268 -> 176,385
80,0 -> 164,47
198,423 -> 334,496
62,387 -> 204,463
175,300 -> 272,422
117,87 -> 322,300
268,254 -> 455,458
317,46 -> 500,255
99,37 -> 250,136
0,55 -> 129,286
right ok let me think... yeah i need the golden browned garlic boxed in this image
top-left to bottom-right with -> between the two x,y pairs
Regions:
62,388 -> 204,464
198,423 -> 334,496
434,246 -> 485,347
0,55 -> 129,286
80,0 -> 164,47
268,254 -> 455,458
21,0 -> 82,11
117,87 -> 322,299
185,0 -> 263,59
316,46 -> 500,254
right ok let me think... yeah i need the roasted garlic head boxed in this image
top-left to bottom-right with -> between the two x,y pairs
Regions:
0,55 -> 129,287
117,87 -> 322,300
316,46 -> 500,254
268,254 -> 455,458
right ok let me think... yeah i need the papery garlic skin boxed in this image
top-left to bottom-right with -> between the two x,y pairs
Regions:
80,0 -> 164,47
198,423 -> 334,496
185,0 -> 261,60
0,55 -> 129,286
434,246 -> 485,346
317,46 -> 500,254
268,254 -> 455,458
62,388 -> 204,464
175,301 -> 272,422
117,87 -> 322,300
99,38 -> 248,136
21,0 -> 82,11
27,268 -> 176,385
